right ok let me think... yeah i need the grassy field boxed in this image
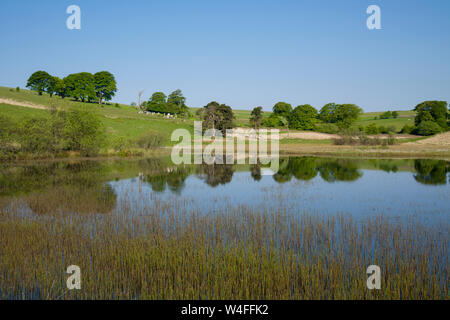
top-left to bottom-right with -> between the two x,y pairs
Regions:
0,86 -> 415,134
0,87 -> 193,148
354,110 -> 416,131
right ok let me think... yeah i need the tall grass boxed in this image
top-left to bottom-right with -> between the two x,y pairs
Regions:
0,194 -> 447,300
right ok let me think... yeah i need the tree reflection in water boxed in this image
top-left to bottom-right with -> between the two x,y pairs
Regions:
414,159 -> 449,185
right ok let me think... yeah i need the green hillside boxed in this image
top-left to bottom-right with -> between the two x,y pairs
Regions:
0,87 -> 193,148
0,86 -> 416,144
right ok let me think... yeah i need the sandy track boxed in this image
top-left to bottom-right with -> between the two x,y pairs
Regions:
405,132 -> 450,146
0,98 -> 47,110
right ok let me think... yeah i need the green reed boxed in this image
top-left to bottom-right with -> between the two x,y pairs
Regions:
0,196 -> 448,300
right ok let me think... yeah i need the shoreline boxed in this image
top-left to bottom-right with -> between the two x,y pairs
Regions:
2,144 -> 449,164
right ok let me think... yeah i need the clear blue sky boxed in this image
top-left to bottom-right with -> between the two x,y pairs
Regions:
0,0 -> 449,112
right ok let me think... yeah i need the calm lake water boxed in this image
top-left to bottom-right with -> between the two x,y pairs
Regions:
0,157 -> 449,225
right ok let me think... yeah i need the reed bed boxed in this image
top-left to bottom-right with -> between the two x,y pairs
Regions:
0,196 -> 448,300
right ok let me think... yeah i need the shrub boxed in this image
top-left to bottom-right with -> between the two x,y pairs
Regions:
111,137 -> 129,152
401,124 -> 415,134
1,109 -> 105,157
18,118 -> 53,153
263,114 -> 283,128
386,125 -> 397,133
378,126 -> 387,134
334,129 -> 396,146
0,115 -> 16,154
387,133 -> 397,145
392,111 -> 399,118
365,123 -> 378,134
380,111 -> 392,119
314,123 -> 339,134
135,132 -> 166,149
416,121 -> 442,136
15,87 -> 20,92
63,110 -> 106,156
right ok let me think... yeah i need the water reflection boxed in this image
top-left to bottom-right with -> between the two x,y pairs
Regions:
272,157 -> 363,183
0,161 -> 117,214
144,166 -> 190,193
0,157 -> 448,216
414,159 -> 449,185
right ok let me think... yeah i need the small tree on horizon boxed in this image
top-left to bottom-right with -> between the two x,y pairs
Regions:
250,106 -> 263,129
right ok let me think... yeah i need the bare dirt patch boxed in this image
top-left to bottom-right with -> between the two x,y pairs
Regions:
0,98 -> 47,110
405,132 -> 450,146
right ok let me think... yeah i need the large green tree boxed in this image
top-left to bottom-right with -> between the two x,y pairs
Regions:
319,103 -> 337,123
289,104 -> 318,130
273,102 -> 292,118
414,101 -> 448,130
53,77 -> 68,99
202,102 -> 235,132
26,71 -> 53,95
145,92 -> 168,113
94,71 -> 117,104
319,103 -> 362,128
64,72 -> 96,102
216,103 -> 235,131
167,89 -> 188,115
333,104 -> 363,128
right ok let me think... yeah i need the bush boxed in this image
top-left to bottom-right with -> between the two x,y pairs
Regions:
378,126 -> 388,134
16,87 -> 20,92
386,125 -> 397,133
263,114 -> 284,128
401,124 -> 415,134
334,130 -> 396,146
135,132 -> 166,149
63,110 -> 106,156
0,115 -> 16,154
18,118 -> 53,153
314,123 -> 339,134
416,121 -> 442,136
380,111 -> 392,119
365,123 -> 378,134
387,133 -> 397,145
1,109 -> 105,157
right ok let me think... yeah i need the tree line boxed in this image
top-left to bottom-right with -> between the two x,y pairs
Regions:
142,89 -> 189,116
26,70 -> 117,104
250,100 -> 449,136
250,102 -> 363,131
